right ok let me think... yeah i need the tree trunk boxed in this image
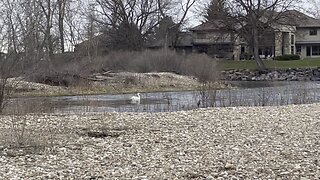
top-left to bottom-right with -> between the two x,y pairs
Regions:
58,0 -> 66,53
46,22 -> 53,58
252,22 -> 266,70
59,15 -> 65,53
0,80 -> 5,114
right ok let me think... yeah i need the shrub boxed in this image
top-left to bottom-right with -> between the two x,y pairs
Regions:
27,49 -> 220,86
275,54 -> 300,61
98,49 -> 219,82
0,53 -> 24,114
131,49 -> 182,73
182,53 -> 219,82
240,52 -> 253,60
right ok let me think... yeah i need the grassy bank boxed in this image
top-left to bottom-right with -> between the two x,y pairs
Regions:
219,58 -> 320,70
10,72 -> 228,98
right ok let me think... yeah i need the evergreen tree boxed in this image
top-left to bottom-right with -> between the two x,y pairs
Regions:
204,0 -> 229,22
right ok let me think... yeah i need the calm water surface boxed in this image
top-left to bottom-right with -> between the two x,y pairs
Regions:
5,81 -> 320,114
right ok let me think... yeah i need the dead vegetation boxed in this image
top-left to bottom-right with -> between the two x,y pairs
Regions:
28,49 -> 219,86
11,49 -> 222,96
11,71 -> 227,97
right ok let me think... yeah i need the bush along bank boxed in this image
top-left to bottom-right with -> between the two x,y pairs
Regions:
221,68 -> 320,81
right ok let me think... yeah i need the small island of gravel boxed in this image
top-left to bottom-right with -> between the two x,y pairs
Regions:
0,103 -> 319,179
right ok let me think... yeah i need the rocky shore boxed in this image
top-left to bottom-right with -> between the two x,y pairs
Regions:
0,104 -> 319,179
221,68 -> 320,81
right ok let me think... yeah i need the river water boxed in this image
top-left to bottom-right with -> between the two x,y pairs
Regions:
5,81 -> 320,115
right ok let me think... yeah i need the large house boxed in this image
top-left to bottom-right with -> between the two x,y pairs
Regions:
147,31 -> 194,54
190,20 -> 240,60
74,10 -> 320,60
190,10 -> 320,60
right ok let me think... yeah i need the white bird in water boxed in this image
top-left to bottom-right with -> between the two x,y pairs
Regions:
130,93 -> 141,104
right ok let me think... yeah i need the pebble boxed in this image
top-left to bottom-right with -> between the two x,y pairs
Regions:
0,103 -> 319,179
225,163 -> 234,170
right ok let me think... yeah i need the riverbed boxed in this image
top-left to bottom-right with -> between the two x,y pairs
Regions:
0,103 -> 319,179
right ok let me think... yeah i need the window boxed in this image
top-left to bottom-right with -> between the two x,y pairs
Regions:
310,29 -> 317,36
291,46 -> 295,54
291,35 -> 295,44
241,46 -> 245,53
296,45 -> 301,54
217,44 -> 233,52
312,46 -> 320,55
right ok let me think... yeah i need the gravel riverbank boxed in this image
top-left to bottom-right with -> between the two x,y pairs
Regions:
0,104 -> 320,179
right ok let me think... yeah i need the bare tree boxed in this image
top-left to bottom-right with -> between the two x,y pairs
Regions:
57,0 -> 67,53
39,0 -> 57,59
169,0 -> 197,47
0,0 -> 38,113
91,0 -> 197,51
63,1 -> 86,51
16,0 -> 45,64
205,0 -> 301,70
0,53 -> 22,114
92,0 -> 165,50
308,0 -> 320,18
233,0 -> 301,69
174,0 -> 197,26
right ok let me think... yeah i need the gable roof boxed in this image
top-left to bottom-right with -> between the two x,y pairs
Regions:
192,10 -> 320,33
190,21 -> 230,31
147,32 -> 193,48
74,34 -> 111,48
278,10 -> 320,28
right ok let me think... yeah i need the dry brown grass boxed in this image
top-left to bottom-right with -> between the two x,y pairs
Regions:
27,49 -> 220,87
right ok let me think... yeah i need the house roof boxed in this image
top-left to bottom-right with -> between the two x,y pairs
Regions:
147,32 -> 193,48
191,10 -> 320,32
74,34 -> 111,48
190,21 -> 231,31
278,10 -> 320,27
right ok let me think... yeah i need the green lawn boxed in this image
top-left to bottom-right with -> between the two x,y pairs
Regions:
219,58 -> 320,70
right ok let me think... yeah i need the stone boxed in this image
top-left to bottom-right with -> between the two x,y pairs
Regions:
225,163 -> 235,170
